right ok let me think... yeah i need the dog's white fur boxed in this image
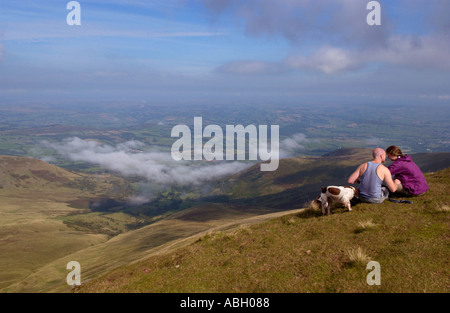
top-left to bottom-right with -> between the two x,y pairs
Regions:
314,186 -> 358,215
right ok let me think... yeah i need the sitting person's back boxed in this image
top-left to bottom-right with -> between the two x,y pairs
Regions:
386,146 -> 429,196
359,161 -> 385,200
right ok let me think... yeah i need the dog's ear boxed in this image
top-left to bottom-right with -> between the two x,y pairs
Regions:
315,195 -> 320,200
321,186 -> 326,193
354,188 -> 359,198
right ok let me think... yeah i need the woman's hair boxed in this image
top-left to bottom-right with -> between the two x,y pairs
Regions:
386,145 -> 404,157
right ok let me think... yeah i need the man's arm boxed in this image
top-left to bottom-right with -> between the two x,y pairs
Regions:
348,164 -> 364,184
379,165 -> 398,192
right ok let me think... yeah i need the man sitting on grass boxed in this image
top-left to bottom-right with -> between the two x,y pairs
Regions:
348,148 -> 398,204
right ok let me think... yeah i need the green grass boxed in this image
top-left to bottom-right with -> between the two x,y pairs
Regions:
77,168 -> 450,293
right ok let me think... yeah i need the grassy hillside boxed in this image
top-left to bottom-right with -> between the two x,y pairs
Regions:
0,155 -> 132,195
3,203 -> 280,292
0,156 -> 133,291
77,168 -> 449,293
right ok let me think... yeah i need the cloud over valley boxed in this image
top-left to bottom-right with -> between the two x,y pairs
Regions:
42,137 -> 250,186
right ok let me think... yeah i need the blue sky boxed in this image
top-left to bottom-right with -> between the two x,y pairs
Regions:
0,0 -> 449,105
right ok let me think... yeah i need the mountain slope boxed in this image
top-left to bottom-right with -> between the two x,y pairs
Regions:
0,156 -> 132,291
76,168 -> 450,293
0,155 -> 131,196
0,155 -> 78,188
3,203 -> 287,292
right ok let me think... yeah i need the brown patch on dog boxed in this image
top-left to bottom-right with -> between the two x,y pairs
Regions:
328,187 -> 341,195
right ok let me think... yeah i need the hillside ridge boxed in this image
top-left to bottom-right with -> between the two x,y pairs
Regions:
76,167 -> 449,293
0,155 -> 80,188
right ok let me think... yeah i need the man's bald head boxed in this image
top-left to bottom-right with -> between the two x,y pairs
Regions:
373,148 -> 386,162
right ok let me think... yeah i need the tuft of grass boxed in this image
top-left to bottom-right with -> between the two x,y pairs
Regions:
436,204 -> 450,212
354,219 -> 377,233
346,246 -> 371,267
281,216 -> 298,225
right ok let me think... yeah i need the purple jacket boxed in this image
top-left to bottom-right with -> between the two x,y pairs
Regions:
388,155 -> 429,195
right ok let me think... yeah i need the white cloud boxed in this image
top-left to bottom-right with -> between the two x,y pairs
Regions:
202,0 -> 391,47
279,133 -> 310,158
42,134 -> 311,188
209,0 -> 450,75
43,137 -> 250,186
284,47 -> 362,74
219,34 -> 450,75
217,47 -> 363,75
373,34 -> 450,71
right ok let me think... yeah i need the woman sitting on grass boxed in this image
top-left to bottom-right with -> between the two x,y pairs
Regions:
386,145 -> 429,197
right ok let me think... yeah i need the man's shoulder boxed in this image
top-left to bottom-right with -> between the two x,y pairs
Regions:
376,163 -> 390,176
358,162 -> 368,174
359,162 -> 369,169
